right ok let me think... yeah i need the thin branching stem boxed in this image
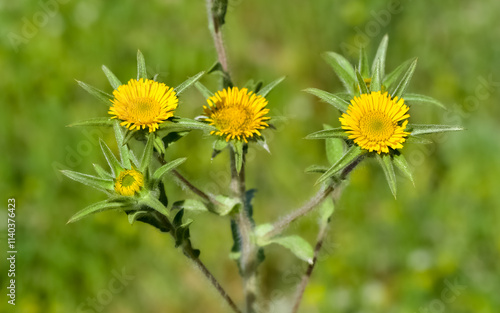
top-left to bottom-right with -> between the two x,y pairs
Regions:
205,0 -> 231,78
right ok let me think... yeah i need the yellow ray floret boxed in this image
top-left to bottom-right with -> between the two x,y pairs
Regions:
339,91 -> 410,154
203,87 -> 270,142
114,169 -> 144,196
109,78 -> 178,132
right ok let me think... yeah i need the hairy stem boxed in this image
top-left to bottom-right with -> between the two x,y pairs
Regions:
205,0 -> 232,84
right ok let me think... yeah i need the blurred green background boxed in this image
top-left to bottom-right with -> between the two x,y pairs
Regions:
1,0 -> 500,312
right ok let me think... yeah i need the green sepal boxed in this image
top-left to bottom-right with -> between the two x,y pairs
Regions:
232,141 -> 244,173
305,127 -> 348,140
99,138 -> 123,176
383,58 -> 415,89
102,65 -> 122,90
404,93 -> 447,110
371,34 -> 388,79
304,88 -> 350,112
257,76 -> 286,97
152,158 -> 187,182
61,170 -> 114,192
317,145 -> 363,185
376,154 -> 397,198
408,124 -> 464,136
324,124 -> 347,165
195,82 -> 214,99
322,51 -> 357,95
113,120 -> 131,169
355,69 -> 369,95
68,199 -> 127,223
137,50 -> 148,80
370,58 -> 383,92
93,163 -> 113,179
390,58 -> 417,99
305,165 -> 329,174
76,80 -> 112,105
359,46 -> 370,78
68,117 -> 114,128
174,71 -> 205,96
393,153 -> 414,185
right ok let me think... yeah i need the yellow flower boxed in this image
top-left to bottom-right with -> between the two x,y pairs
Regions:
203,87 -> 270,142
109,78 -> 178,132
339,91 -> 410,154
115,169 -> 144,196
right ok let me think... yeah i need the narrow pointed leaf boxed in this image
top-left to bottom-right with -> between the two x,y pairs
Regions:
317,145 -> 363,184
305,165 -> 329,174
319,197 -> 335,226
158,117 -> 217,133
195,82 -> 214,99
376,154 -> 397,198
257,76 -> 286,97
324,125 -> 347,164
404,93 -> 447,110
102,65 -> 122,90
305,127 -> 348,140
266,235 -> 314,264
68,200 -> 125,223
232,141 -> 244,173
175,71 -> 205,96
408,124 -> 464,136
172,199 -> 208,212
140,134 -> 155,172
322,52 -> 357,94
406,135 -> 433,144
76,80 -> 112,105
304,88 -> 350,112
93,163 -> 113,179
113,120 -> 131,169
61,170 -> 114,192
391,58 -> 418,99
153,158 -> 187,181
141,195 -> 170,217
68,117 -> 114,127
393,154 -> 414,185
359,47 -> 369,77
371,58 -> 383,92
371,34 -> 389,79
355,69 -> 369,95
383,58 -> 415,89
137,50 -> 148,80
99,139 -> 123,176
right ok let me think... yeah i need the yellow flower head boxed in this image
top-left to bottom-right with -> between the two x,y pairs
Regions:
109,78 -> 178,132
114,169 -> 144,196
339,91 -> 410,154
203,87 -> 270,142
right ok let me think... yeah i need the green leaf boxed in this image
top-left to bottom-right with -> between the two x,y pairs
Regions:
93,163 -> 113,179
214,195 -> 240,216
173,209 -> 184,228
324,124 -> 347,165
408,124 -> 464,136
257,76 -> 286,97
403,93 -> 447,110
195,82 -> 214,99
140,133 -> 155,172
371,58 -> 383,92
153,158 -> 187,181
390,58 -> 418,99
175,71 -> 205,96
383,58 -> 415,89
405,135 -> 433,144
305,165 -> 329,174
355,69 -> 369,95
158,117 -> 217,133
137,50 -> 148,80
61,170 -> 113,192
172,199 -> 208,212
393,154 -> 414,185
102,65 -> 122,90
141,195 -> 170,217
359,46 -> 370,78
232,141 -> 244,173
76,80 -> 112,105
68,117 -> 114,127
322,52 -> 357,95
153,136 -> 166,156
319,197 -> 335,226
68,200 -> 126,223
317,145 -> 363,185
371,34 -> 389,79
304,88 -> 350,112
127,210 -> 149,225
265,235 -> 314,264
99,139 -> 123,176
213,137 -> 229,151
113,120 -> 131,169
305,127 -> 348,140
376,154 -> 397,198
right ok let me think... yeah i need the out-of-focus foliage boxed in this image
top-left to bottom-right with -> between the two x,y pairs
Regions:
1,0 -> 499,312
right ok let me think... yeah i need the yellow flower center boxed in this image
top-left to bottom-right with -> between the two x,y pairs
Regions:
203,87 -> 270,142
115,169 -> 144,196
109,79 -> 178,132
339,91 -> 410,154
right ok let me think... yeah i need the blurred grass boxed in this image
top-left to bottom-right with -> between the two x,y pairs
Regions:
1,0 -> 500,312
